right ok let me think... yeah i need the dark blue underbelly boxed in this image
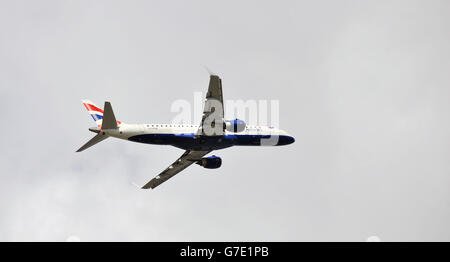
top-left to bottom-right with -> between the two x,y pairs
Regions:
128,134 -> 234,151
128,133 -> 294,150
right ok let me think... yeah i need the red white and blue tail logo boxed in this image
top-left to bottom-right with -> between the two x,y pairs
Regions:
82,99 -> 122,128
82,99 -> 104,127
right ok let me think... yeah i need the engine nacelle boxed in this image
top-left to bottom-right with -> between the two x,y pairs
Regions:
196,155 -> 222,169
224,119 -> 246,133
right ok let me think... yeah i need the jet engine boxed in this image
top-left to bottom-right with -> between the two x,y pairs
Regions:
196,155 -> 222,169
224,119 -> 246,133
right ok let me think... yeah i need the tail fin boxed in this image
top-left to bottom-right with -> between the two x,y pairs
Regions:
77,101 -> 121,152
82,99 -> 122,128
82,99 -> 104,127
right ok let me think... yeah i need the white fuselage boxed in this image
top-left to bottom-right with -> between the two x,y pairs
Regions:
99,123 -> 295,151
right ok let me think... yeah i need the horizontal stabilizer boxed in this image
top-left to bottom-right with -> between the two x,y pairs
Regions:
102,102 -> 118,129
76,133 -> 109,152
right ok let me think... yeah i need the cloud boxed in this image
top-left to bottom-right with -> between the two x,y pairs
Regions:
1,0 -> 450,241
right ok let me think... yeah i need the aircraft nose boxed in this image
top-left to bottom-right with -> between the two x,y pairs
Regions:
278,135 -> 295,145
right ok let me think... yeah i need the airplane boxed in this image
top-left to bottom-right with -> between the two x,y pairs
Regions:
76,75 -> 295,189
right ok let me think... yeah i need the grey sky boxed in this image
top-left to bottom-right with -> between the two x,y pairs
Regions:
1,0 -> 450,241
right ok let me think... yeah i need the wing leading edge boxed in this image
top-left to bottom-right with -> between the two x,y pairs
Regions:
142,150 -> 212,189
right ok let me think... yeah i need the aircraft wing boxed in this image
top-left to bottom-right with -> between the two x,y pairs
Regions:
142,150 -> 211,189
197,75 -> 225,136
